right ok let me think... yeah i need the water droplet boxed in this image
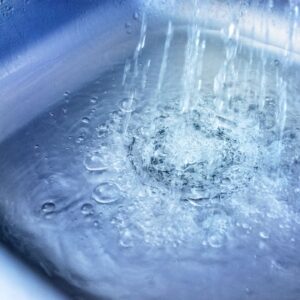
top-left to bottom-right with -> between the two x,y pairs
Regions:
93,220 -> 100,228
241,223 -> 251,230
97,124 -> 109,138
207,232 -> 226,248
259,112 -> 276,130
228,22 -> 236,39
76,136 -> 85,144
125,22 -> 132,34
81,203 -> 94,215
119,97 -> 138,112
274,59 -> 280,66
84,151 -> 107,171
41,202 -> 55,214
259,231 -> 269,239
92,182 -> 121,204
119,229 -> 133,248
186,187 -> 211,204
133,11 -> 139,20
81,117 -> 90,124
90,96 -> 98,104
245,287 -> 252,295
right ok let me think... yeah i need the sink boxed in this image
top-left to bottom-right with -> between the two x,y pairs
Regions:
0,1 -> 300,299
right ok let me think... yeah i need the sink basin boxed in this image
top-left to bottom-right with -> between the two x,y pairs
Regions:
0,1 -> 300,299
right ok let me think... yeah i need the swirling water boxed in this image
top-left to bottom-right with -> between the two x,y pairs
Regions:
1,19 -> 300,299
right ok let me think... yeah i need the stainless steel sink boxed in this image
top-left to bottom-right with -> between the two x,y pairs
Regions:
0,1 -> 300,299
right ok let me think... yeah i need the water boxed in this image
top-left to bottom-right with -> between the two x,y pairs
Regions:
1,13 -> 300,300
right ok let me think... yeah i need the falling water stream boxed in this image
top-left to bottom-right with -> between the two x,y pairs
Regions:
1,2 -> 300,299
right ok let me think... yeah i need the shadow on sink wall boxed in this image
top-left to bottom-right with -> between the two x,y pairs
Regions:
0,0 -> 114,63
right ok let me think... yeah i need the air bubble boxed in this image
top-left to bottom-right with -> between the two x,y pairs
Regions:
133,11 -> 139,20
92,182 -> 121,204
81,203 -> 94,215
76,136 -> 85,144
97,124 -> 110,138
274,59 -> 280,66
125,22 -> 132,34
90,96 -> 98,104
41,202 -> 55,214
119,97 -> 138,113
93,221 -> 100,228
119,229 -> 133,248
207,232 -> 226,248
84,152 -> 107,171
81,117 -> 90,124
259,231 -> 269,239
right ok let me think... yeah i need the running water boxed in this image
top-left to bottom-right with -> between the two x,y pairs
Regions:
0,2 -> 300,299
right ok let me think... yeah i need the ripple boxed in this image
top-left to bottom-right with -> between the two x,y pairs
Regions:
128,108 -> 260,201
